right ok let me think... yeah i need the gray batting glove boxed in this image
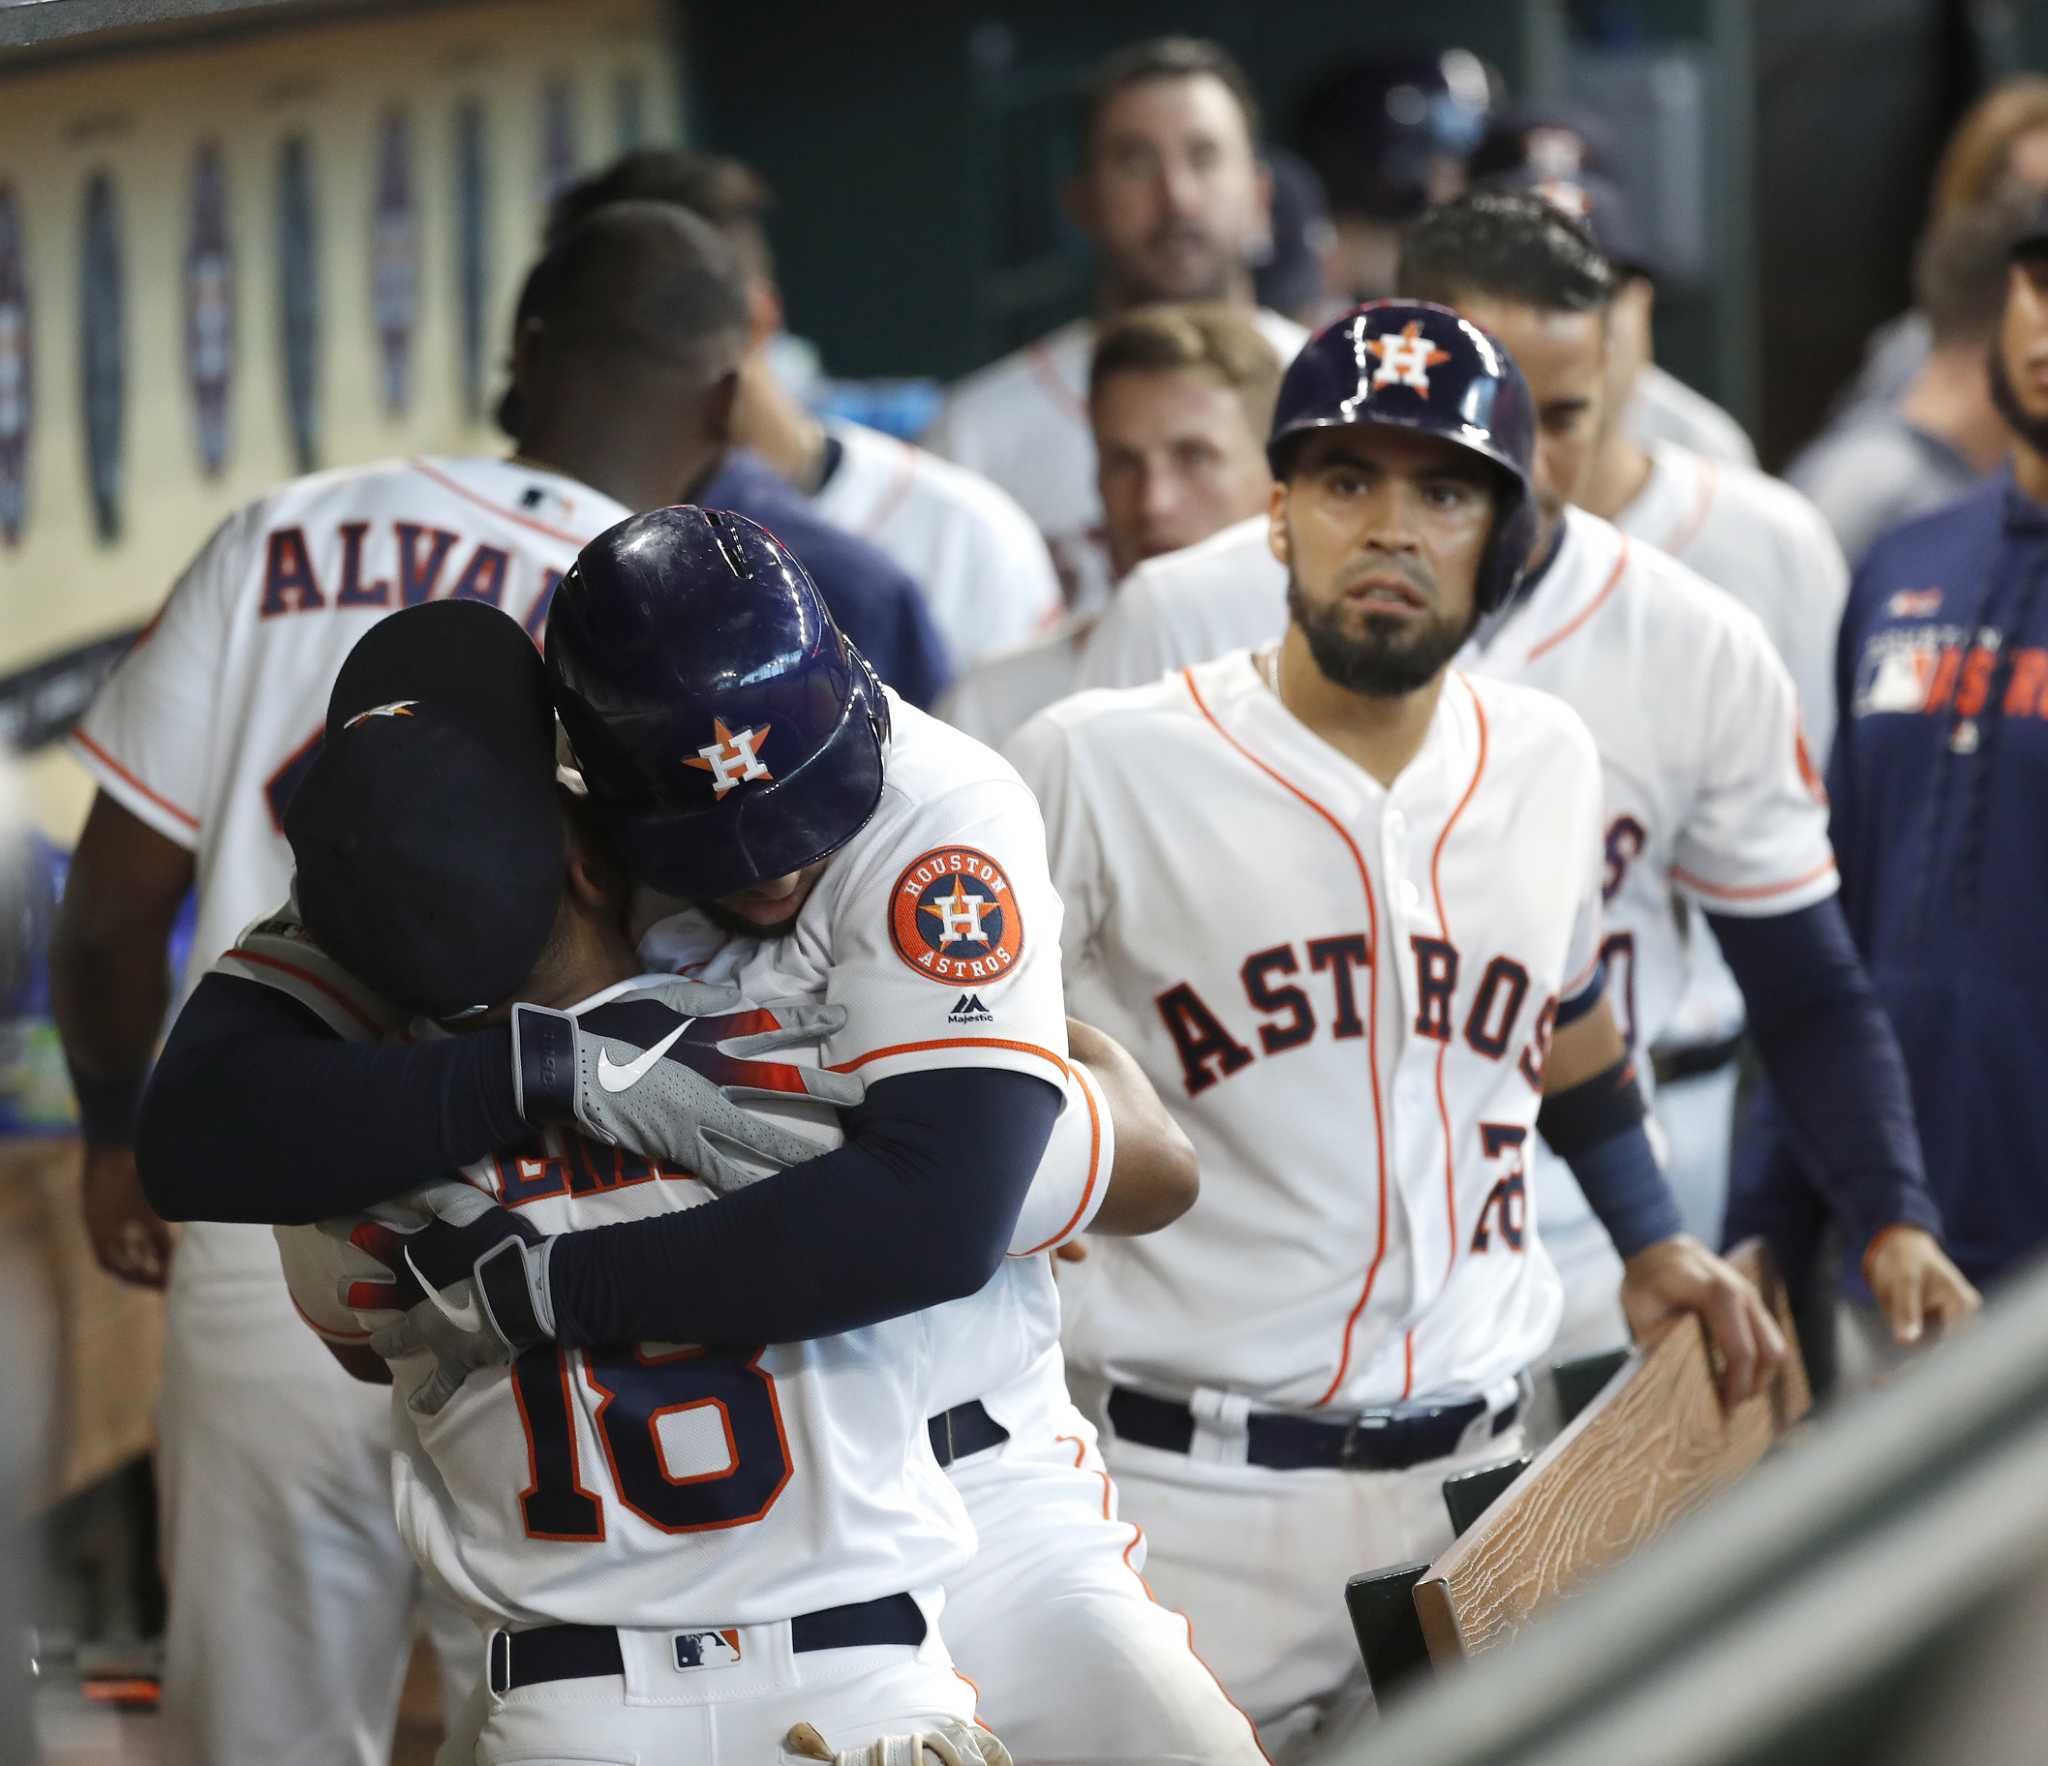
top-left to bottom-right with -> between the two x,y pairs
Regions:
783,1721 -> 1014,1766
365,1180 -> 557,1417
510,979 -> 862,1192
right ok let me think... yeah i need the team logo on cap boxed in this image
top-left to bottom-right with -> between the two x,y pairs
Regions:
1365,320 -> 1451,395
888,846 -> 1025,986
686,717 -> 773,797
342,699 -> 417,730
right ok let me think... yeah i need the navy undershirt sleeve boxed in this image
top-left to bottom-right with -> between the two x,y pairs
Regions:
1707,898 -> 1942,1252
137,973 -> 526,1224
547,1066 -> 1060,1348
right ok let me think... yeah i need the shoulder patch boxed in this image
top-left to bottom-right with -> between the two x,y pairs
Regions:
887,845 -> 1026,986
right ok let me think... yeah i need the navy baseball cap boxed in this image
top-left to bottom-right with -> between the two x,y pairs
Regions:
285,602 -> 566,1021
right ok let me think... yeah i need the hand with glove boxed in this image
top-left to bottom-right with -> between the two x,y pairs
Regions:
784,1720 -> 1013,1766
512,979 -> 864,1193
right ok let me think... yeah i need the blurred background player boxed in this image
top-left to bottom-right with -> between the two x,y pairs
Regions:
1008,300 -> 1784,1758
941,303 -> 1280,747
46,203 -> 760,1766
545,150 -> 1061,669
1733,205 -> 2048,1391
1788,191 -> 2032,568
926,35 -> 1307,612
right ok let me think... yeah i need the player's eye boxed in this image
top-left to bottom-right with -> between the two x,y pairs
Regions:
1422,479 -> 1475,510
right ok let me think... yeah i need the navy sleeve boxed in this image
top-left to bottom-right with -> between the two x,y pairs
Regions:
137,973 -> 527,1224
546,1066 -> 1059,1348
1707,899 -> 1942,1253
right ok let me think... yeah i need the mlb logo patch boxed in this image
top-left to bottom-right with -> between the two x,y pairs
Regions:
673,1628 -> 743,1672
1888,587 -> 1942,619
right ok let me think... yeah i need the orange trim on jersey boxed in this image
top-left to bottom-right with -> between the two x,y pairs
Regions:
1670,855 -> 1838,903
408,457 -> 595,547
951,1668 -> 995,1735
289,1288 -> 371,1343
858,437 -> 923,540
70,729 -> 201,831
1400,1330 -> 1415,1403
827,1037 -> 1070,1080
1015,1063 -> 1104,1256
1055,1432 -> 1274,1762
1562,947 -> 1605,1003
1658,456 -> 1721,559
1429,678 -> 1490,1275
220,946 -> 384,1037
1524,537 -> 1630,663
1180,666 -> 1389,1412
1025,340 -> 1090,425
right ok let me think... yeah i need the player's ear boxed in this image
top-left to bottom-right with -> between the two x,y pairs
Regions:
703,366 -> 741,449
1267,480 -> 1291,566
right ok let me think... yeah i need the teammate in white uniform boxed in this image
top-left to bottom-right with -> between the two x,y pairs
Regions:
925,35 -> 1306,612
942,304 -> 1280,747
545,150 -> 1061,665
50,205 -> 758,1766
1068,195 -> 1977,1359
1007,300 -> 1783,1759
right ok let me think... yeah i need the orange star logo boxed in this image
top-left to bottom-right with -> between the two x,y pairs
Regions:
684,717 -> 773,798
919,876 -> 994,948
1364,320 -> 1452,395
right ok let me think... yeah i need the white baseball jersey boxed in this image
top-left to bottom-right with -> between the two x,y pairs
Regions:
1628,361 -> 1758,471
924,308 -> 1307,615
936,613 -> 1098,749
637,695 -> 1083,1436
72,455 -> 626,1284
815,417 -> 1062,666
1008,652 -> 1609,1409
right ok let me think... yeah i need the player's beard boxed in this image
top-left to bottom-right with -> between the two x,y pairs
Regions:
1112,220 -> 1234,305
1286,568 -> 1479,699
1988,339 -> 2048,457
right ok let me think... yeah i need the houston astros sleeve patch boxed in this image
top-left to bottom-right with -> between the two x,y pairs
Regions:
888,845 -> 1027,985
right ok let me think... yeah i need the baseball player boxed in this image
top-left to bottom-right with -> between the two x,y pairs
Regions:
140,512 -> 1268,1763
1004,300 -> 1784,1757
925,35 -> 1306,612
249,602 -> 1032,1764
48,205 -> 773,1766
941,303 -> 1281,748
546,149 -> 1061,667
1063,194 -> 1979,1360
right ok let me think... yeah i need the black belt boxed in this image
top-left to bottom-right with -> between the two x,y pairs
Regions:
927,1397 -> 1008,1467
1651,1029 -> 1746,1088
1108,1386 -> 1519,1473
488,1592 -> 927,1694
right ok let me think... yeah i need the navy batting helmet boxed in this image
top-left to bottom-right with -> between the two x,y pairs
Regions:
1267,299 -> 1538,614
545,506 -> 890,900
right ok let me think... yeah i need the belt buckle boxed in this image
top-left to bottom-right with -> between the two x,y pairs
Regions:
1338,1408 -> 1392,1467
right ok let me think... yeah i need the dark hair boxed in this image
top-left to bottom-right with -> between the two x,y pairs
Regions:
1089,302 -> 1284,436
1397,190 -> 1617,314
1916,191 -> 2038,346
547,149 -> 775,281
1081,36 -> 1261,155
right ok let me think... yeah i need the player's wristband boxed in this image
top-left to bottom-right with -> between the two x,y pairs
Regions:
510,1003 -> 578,1125
1568,1123 -> 1685,1259
70,1067 -> 147,1147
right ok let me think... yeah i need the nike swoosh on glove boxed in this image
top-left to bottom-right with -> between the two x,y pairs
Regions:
351,1180 -> 557,1417
784,1721 -> 1013,1766
511,980 -> 864,1194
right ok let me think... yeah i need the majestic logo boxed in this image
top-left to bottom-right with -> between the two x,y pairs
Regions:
1888,587 -> 1943,619
888,846 -> 1026,986
948,992 -> 995,1026
685,718 -> 773,797
342,699 -> 418,730
1365,320 -> 1451,395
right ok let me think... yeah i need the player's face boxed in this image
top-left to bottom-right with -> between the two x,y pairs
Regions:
702,861 -> 828,939
1272,426 -> 1498,697
1451,293 -> 1607,556
1993,258 -> 2048,444
1080,76 -> 1267,305
1093,366 -> 1273,579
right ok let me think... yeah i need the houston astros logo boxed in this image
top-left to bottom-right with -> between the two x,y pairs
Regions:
1365,321 -> 1451,395
342,699 -> 417,730
685,717 -> 773,797
888,846 -> 1026,985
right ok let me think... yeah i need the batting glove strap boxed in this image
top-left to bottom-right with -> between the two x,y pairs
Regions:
511,1003 -> 579,1125
475,1234 -> 556,1351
